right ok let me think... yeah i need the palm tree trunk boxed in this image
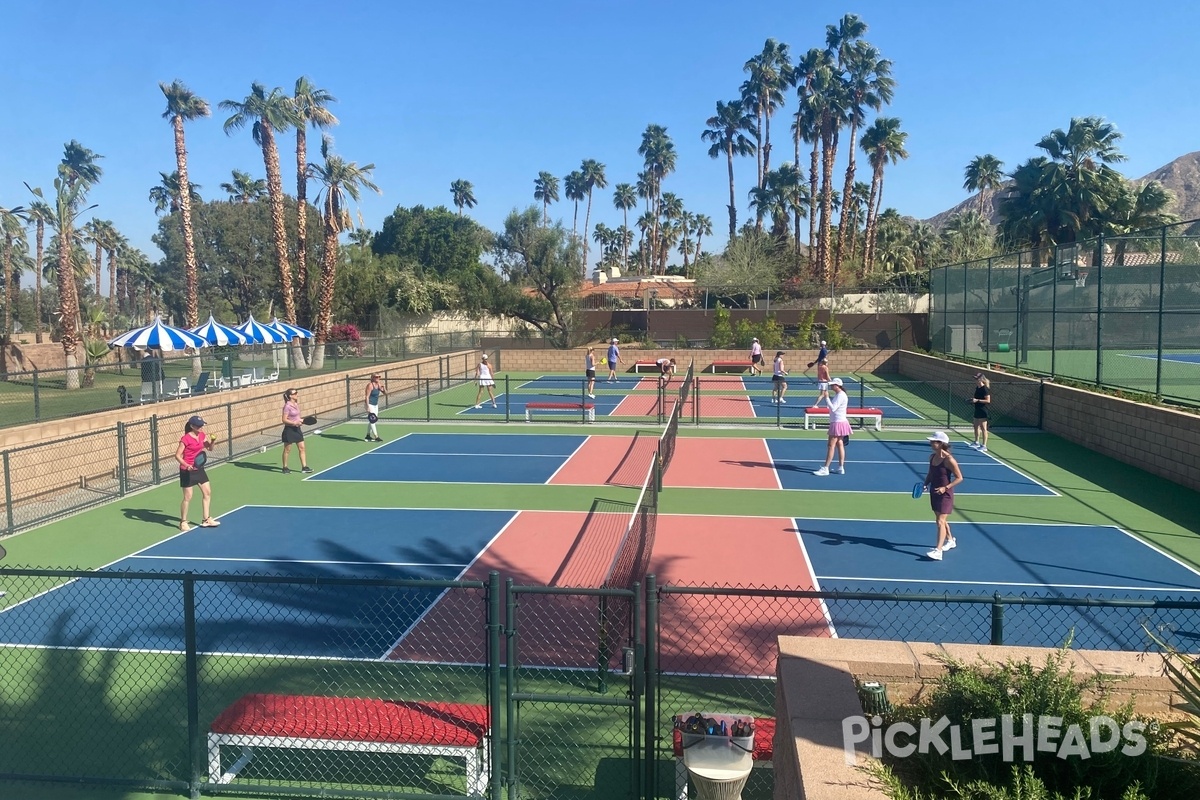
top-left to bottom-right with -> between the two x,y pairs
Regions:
755,111 -> 764,190
295,128 -> 311,329
762,105 -> 772,182
725,141 -> 737,241
93,244 -> 103,304
174,116 -> 200,333
808,139 -> 820,275
34,221 -> 44,343
818,129 -> 837,283
863,167 -> 883,270
309,219 -> 341,370
622,209 -> 630,272
59,225 -> 81,390
582,191 -> 593,278
260,124 -> 306,369
107,249 -> 117,315
543,199 -> 549,227
835,120 -> 860,270
2,236 -> 12,337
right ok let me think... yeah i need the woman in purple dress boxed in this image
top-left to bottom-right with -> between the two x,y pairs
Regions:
923,431 -> 963,561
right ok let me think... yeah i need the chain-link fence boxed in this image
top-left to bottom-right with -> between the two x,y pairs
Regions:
0,330 -> 504,429
929,219 -> 1200,405
1,569 -> 1198,799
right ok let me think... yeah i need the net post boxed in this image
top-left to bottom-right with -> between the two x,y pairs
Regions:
991,592 -> 1005,645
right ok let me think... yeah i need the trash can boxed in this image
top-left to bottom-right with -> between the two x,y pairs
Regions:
221,356 -> 233,381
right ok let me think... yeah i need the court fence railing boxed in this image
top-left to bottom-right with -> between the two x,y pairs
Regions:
0,568 -> 1198,799
928,218 -> 1200,407
0,329 -> 512,429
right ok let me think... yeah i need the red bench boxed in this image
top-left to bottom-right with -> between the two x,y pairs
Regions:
524,401 -> 596,422
208,694 -> 491,795
672,717 -> 774,800
803,406 -> 883,430
632,360 -> 662,373
708,361 -> 751,373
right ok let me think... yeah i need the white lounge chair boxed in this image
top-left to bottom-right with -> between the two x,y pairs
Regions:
167,377 -> 191,399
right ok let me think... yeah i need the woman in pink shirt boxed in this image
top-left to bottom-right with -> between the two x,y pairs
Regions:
174,415 -> 219,531
281,388 -> 313,474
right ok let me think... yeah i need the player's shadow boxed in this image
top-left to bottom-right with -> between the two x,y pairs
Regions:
315,433 -> 366,442
801,526 -> 926,557
121,508 -> 178,528
231,462 -> 281,472
721,459 -> 808,473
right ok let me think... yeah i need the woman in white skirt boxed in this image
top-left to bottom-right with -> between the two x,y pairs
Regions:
474,353 -> 498,408
814,378 -> 850,476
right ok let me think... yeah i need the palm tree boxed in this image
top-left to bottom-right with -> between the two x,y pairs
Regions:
105,230 -> 128,316
1,205 -> 28,339
964,154 -> 1005,217
845,180 -> 872,267
160,80 -> 210,331
220,169 -> 268,203
702,99 -> 757,240
533,172 -> 559,225
291,77 -> 338,330
1035,116 -> 1128,244
612,183 -> 637,272
659,193 -> 684,273
638,124 -> 677,273
792,48 -> 829,264
579,159 -> 608,276
860,117 -> 908,272
741,39 -> 793,191
1105,180 -> 1177,264
635,211 -> 655,275
149,171 -> 202,216
24,191 -> 53,342
835,41 -> 894,268
692,214 -> 713,274
307,135 -> 380,369
450,179 -> 477,216
50,147 -> 101,389
909,220 -> 939,272
564,170 -> 585,243
221,83 -> 304,360
81,219 -> 108,300
592,222 -> 614,271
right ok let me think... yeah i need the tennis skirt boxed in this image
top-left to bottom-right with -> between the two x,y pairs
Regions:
282,425 -> 304,444
479,379 -> 495,387
179,467 -> 209,488
829,420 -> 853,437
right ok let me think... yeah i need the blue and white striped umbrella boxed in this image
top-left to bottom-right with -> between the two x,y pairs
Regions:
191,315 -> 251,346
109,316 -> 208,352
267,318 -> 314,340
235,314 -> 291,344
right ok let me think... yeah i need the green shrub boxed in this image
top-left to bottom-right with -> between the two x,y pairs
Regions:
674,332 -> 689,349
872,648 -> 1194,799
758,313 -> 785,349
733,318 -> 756,348
710,303 -> 733,348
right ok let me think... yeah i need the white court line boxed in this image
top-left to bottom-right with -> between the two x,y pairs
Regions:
793,522 -> 838,638
544,436 -> 591,484
814,576 -> 1200,593
762,438 -> 783,490
770,457 -> 1014,466
370,451 -> 569,458
127,555 -> 470,568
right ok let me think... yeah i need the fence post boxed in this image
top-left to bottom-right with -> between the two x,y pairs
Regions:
1156,225 -> 1168,398
1038,379 -> 1046,430
946,381 -> 952,428
1094,236 -> 1104,386
505,375 -> 511,423
150,415 -> 161,485
3,451 -> 13,535
487,571 -> 503,800
504,578 -> 520,800
644,575 -> 658,800
990,593 -> 1005,645
32,370 -> 40,422
184,574 -> 201,799
345,375 -> 352,420
428,332 -> 434,355
117,422 -> 128,497
225,403 -> 234,461
425,379 -> 432,421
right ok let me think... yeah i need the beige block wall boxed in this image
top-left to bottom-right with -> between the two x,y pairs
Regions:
898,351 -> 1200,491
774,636 -> 1178,800
498,347 -> 900,375
0,353 -> 475,515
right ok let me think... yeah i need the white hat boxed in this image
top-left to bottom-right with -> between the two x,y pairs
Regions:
927,431 -> 950,444
829,377 -> 843,387
481,353 -> 488,360
820,340 -> 827,346
611,338 -> 618,343
752,337 -> 758,342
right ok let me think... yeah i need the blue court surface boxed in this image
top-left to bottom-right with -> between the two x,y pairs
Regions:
1123,352 -> 1200,365
737,375 -> 871,391
517,375 -> 650,390
797,518 -> 1200,649
311,432 -> 586,484
0,506 -> 516,658
763,439 -> 1050,495
457,393 -> 626,417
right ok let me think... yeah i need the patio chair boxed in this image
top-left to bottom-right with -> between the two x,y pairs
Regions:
192,371 -> 211,394
138,381 -> 158,403
251,367 -> 268,384
167,377 -> 191,399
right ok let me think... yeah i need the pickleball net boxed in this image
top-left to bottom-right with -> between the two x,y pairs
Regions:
602,459 -> 658,589
658,401 -> 681,475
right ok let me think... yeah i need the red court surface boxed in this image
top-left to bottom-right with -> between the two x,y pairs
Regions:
692,394 -> 757,418
549,434 -> 659,487
665,438 -> 779,490
393,510 -> 829,677
613,392 -> 678,417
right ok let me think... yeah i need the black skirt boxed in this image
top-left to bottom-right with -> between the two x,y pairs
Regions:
179,467 -> 209,488
282,424 -> 304,444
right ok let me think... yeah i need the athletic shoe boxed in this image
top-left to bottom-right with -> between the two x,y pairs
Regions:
301,466 -> 314,474
282,467 -> 292,474
474,404 -> 482,409
587,393 -> 595,399
779,398 -> 787,404
979,446 -> 988,453
372,437 -> 383,442
942,538 -> 957,551
926,549 -> 943,561
969,442 -> 980,448
832,466 -> 845,474
364,436 -> 373,442
814,467 -> 830,476
492,403 -> 498,408
0,590 -> 6,598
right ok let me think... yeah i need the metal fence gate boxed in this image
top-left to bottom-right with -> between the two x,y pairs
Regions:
506,582 -> 644,800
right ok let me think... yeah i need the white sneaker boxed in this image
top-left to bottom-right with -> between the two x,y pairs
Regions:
492,403 -> 498,408
942,538 -> 957,551
926,549 -> 943,561
969,442 -> 980,449
779,398 -> 787,404
587,393 -> 595,399
832,466 -> 844,474
814,467 -> 830,476
979,446 -> 988,453
474,404 -> 481,409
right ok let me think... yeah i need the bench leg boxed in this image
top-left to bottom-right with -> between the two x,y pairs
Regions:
525,410 -> 531,422
676,756 -> 689,800
587,407 -> 595,423
208,736 -> 221,784
874,417 -> 881,431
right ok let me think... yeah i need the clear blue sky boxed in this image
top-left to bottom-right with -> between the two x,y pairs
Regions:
3,0 -> 1198,269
